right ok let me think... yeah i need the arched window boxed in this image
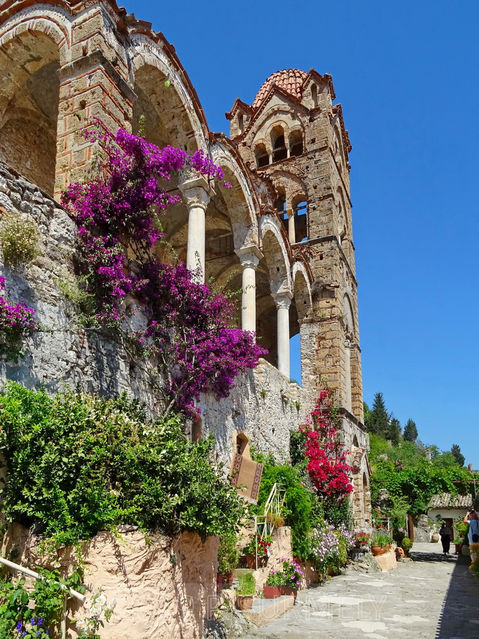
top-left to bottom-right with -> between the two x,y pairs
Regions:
311,84 -> 318,108
289,130 -> 303,157
271,126 -> 287,162
255,143 -> 269,168
238,113 -> 244,134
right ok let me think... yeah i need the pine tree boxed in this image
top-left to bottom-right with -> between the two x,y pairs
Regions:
367,392 -> 390,437
451,444 -> 465,467
403,419 -> 418,443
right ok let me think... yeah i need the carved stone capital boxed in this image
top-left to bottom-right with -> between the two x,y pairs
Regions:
179,174 -> 213,211
273,291 -> 293,310
235,245 -> 263,270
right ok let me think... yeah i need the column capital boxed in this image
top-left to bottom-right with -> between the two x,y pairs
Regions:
235,245 -> 263,269
179,174 -> 214,211
273,290 -> 293,310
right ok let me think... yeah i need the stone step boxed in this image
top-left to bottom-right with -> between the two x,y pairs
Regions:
241,595 -> 295,627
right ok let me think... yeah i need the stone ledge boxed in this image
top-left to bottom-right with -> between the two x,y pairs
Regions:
242,595 -> 295,627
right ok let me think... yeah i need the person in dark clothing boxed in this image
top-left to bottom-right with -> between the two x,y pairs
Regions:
439,522 -> 452,555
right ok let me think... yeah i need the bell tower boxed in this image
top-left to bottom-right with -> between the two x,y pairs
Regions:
228,68 -> 364,422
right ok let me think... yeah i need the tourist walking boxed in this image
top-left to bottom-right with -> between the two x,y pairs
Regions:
439,522 -> 452,555
464,509 -> 479,544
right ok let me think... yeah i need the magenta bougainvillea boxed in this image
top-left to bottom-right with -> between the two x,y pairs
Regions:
0,276 -> 37,362
62,124 -> 265,416
300,389 -> 353,500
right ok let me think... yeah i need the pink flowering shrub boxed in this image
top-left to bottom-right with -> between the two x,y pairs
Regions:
300,389 -> 353,500
0,277 -> 37,362
62,124 -> 265,415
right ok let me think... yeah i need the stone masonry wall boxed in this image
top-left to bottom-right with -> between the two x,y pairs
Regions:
2,524 -> 218,639
0,164 -> 315,463
200,358 -> 314,467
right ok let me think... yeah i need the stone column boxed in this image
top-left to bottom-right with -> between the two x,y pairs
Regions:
235,246 -> 263,333
274,292 -> 292,378
287,208 -> 296,244
179,175 -> 212,283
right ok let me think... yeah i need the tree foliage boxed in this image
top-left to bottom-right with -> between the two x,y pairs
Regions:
403,419 -> 418,442
451,444 -> 465,467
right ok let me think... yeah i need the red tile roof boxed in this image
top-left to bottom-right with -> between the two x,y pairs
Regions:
252,69 -> 307,108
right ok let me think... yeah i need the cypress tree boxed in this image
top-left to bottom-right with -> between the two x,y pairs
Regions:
403,419 -> 418,443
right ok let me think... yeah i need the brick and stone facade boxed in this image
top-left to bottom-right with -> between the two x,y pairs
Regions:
0,0 -> 371,529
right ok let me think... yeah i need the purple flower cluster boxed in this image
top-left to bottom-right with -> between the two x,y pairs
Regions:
62,123 -> 266,415
15,617 -> 49,637
310,522 -> 340,570
0,276 -> 37,362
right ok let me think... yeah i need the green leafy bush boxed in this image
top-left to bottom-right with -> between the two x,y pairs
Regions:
237,572 -> 255,596
0,215 -> 39,267
217,533 -> 240,574
0,382 -> 245,544
401,537 -> 413,552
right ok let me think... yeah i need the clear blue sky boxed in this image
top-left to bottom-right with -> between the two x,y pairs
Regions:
122,0 -> 479,466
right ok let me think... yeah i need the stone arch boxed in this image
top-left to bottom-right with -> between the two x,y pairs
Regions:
209,142 -> 258,245
130,41 -> 208,152
255,216 -> 292,366
260,216 -> 291,295
0,25 -> 64,194
292,261 -> 312,325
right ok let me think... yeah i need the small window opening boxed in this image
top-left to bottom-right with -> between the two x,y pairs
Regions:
192,416 -> 202,442
255,143 -> 269,168
272,134 -> 287,162
238,113 -> 244,134
237,433 -> 248,455
311,84 -> 318,108
289,130 -> 303,157
295,201 -> 308,242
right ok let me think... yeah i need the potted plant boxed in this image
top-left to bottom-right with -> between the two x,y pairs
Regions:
236,572 -> 255,610
263,559 -> 303,601
266,512 -> 285,528
243,532 -> 272,569
371,528 -> 392,556
217,533 -> 240,587
453,537 -> 464,554
352,530 -> 371,548
401,537 -> 413,557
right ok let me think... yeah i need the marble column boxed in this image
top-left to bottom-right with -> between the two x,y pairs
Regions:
179,175 -> 212,283
236,246 -> 263,333
274,292 -> 292,378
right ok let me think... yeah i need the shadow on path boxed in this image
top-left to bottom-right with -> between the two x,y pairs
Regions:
409,552 -> 479,638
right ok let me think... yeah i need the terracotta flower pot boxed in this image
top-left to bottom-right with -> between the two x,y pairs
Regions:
218,572 -> 234,586
263,585 -> 281,599
236,595 -> 254,610
371,545 -> 387,556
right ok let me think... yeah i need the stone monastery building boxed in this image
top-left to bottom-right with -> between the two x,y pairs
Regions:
0,0 -> 371,526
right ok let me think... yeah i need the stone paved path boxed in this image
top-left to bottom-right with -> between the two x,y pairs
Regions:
240,543 -> 479,639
